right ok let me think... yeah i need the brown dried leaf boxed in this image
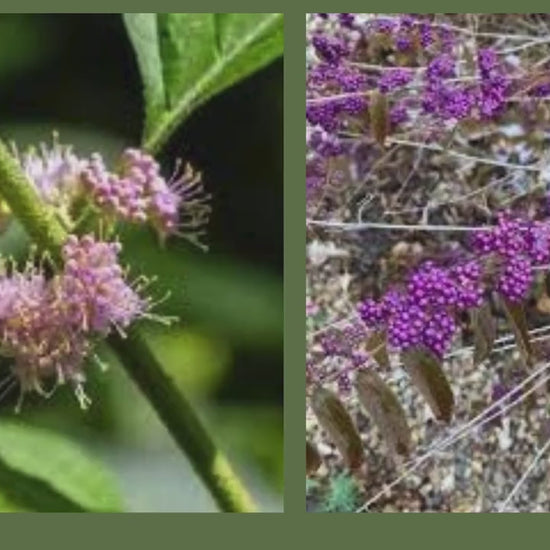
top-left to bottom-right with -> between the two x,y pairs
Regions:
401,347 -> 454,423
471,303 -> 496,367
536,290 -> 550,314
500,296 -> 534,367
355,369 -> 411,457
369,90 -> 390,146
310,386 -> 363,470
367,33 -> 394,59
366,330 -> 390,370
306,440 -> 322,475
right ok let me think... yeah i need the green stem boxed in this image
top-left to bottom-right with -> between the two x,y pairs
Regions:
0,142 -> 67,255
109,330 -> 256,512
0,138 -> 255,513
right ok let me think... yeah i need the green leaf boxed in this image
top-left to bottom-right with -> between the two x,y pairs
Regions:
0,422 -> 122,512
0,487 -> 28,512
401,347 -> 454,423
310,386 -> 363,470
124,13 -> 284,152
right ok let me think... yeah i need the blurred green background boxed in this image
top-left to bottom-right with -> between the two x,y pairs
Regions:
0,14 -> 282,511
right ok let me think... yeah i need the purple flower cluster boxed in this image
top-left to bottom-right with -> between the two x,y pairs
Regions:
82,148 -> 210,244
0,265 -> 89,400
14,138 -> 210,247
60,235 -> 146,334
0,234 -> 152,407
359,260 -> 484,357
13,138 -> 84,207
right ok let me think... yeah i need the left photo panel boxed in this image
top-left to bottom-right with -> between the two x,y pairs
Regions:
0,13 -> 283,512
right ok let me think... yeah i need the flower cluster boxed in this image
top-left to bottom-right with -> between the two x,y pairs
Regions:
0,234 -> 152,408
60,235 -> 146,334
14,139 -> 84,208
13,137 -> 210,248
82,149 -> 210,246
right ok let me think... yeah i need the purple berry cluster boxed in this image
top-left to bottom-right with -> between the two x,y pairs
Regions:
312,320 -> 370,393
358,211 -> 550,358
358,259 -> 484,357
319,321 -> 368,364
469,212 -> 550,302
0,234 -> 154,407
422,48 -> 509,122
305,14 -> 550,207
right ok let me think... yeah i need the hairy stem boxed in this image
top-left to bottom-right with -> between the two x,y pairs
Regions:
0,138 -> 255,513
0,141 -> 67,255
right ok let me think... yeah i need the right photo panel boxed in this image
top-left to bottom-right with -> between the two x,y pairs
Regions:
306,13 -> 550,513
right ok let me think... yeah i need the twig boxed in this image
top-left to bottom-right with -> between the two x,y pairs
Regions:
338,133 -> 542,172
306,218 -> 493,232
386,138 -> 542,173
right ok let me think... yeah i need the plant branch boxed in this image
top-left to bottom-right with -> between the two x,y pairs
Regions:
0,142 -> 67,256
0,138 -> 255,513
306,218 -> 493,232
108,330 -> 256,512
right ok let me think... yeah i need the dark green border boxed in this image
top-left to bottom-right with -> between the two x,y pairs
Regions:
284,9 -> 305,516
0,1 -> 550,536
